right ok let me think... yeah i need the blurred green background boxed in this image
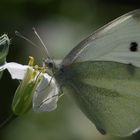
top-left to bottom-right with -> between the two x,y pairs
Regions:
0,0 -> 140,140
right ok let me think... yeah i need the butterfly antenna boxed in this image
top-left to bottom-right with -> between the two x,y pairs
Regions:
32,27 -> 52,60
15,31 -> 46,58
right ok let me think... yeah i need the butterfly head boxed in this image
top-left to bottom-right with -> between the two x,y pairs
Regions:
43,58 -> 56,71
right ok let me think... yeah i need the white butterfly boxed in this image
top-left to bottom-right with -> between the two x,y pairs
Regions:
42,9 -> 140,136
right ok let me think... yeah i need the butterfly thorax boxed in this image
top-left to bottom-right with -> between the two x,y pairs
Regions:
54,64 -> 75,87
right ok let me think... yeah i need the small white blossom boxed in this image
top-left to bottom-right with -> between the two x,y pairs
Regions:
0,61 -> 59,113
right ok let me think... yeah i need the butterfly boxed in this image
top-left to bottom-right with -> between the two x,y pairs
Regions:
15,9 -> 140,137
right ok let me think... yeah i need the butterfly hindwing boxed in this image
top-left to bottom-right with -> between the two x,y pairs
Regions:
61,61 -> 140,136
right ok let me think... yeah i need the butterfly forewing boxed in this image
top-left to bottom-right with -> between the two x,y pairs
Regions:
61,9 -> 140,67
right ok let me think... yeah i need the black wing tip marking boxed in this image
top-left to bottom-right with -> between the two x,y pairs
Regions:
132,9 -> 140,20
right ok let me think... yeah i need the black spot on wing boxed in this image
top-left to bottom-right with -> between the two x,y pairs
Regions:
129,42 -> 138,52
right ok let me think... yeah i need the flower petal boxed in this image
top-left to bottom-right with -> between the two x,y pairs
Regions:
33,73 -> 59,112
0,62 -> 30,80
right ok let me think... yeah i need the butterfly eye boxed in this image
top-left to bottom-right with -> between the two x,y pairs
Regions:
48,62 -> 53,68
44,59 -> 54,69
129,42 -> 138,52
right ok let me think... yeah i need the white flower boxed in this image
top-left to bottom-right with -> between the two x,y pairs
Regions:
0,62 -> 59,114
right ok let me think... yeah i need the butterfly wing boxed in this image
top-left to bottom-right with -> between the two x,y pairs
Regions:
61,9 -> 140,67
62,61 -> 140,136
58,9 -> 140,136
